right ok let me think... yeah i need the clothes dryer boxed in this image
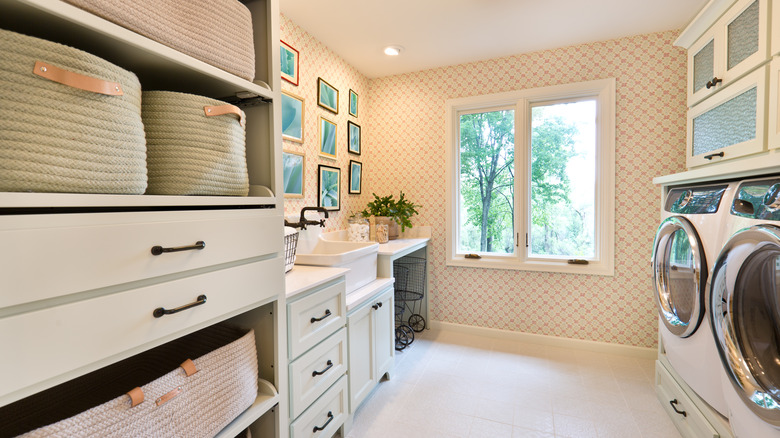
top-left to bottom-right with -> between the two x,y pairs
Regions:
710,177 -> 780,437
652,182 -> 734,416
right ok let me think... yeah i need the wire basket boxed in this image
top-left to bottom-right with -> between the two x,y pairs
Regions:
284,227 -> 299,273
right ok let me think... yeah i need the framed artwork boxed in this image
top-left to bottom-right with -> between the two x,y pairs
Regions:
281,90 -> 304,143
280,40 -> 299,86
319,116 -> 337,159
349,89 -> 358,117
282,150 -> 305,198
317,164 -> 340,211
348,121 -> 361,155
349,160 -> 362,194
317,77 -> 339,114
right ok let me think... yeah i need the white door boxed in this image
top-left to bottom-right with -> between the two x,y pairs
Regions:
373,288 -> 394,379
347,303 -> 375,412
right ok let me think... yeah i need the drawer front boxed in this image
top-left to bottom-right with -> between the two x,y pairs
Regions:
0,257 -> 283,406
0,210 -> 282,309
290,328 -> 347,419
655,361 -> 720,438
291,375 -> 348,438
288,280 -> 346,359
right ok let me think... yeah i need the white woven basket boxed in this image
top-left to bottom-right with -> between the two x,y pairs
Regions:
62,0 -> 255,81
142,91 -> 249,196
2,325 -> 258,438
0,28 -> 147,194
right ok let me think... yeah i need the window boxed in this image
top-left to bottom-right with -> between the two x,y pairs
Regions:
445,79 -> 615,275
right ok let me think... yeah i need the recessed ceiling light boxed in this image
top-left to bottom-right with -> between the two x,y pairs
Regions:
384,46 -> 403,56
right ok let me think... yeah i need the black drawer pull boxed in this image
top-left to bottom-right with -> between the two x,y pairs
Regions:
705,77 -> 722,89
310,309 -> 332,323
669,399 -> 687,417
312,360 -> 333,377
153,295 -> 207,318
312,411 -> 334,433
703,152 -> 724,160
151,241 -> 206,256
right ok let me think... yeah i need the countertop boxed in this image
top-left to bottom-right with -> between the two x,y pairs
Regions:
285,265 -> 349,299
345,277 -> 394,312
377,237 -> 429,257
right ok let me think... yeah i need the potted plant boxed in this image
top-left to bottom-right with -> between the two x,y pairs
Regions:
360,192 -> 420,240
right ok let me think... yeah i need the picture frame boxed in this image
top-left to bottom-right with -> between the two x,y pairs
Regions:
349,160 -> 362,194
281,90 -> 304,143
317,164 -> 340,211
282,150 -> 305,198
349,89 -> 358,117
348,121 -> 361,155
317,77 -> 339,114
280,40 -> 299,86
319,116 -> 337,159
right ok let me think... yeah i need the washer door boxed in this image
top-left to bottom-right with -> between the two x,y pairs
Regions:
652,216 -> 707,338
711,225 -> 780,427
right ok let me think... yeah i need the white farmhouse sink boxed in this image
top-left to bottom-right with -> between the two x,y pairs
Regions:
294,238 -> 378,293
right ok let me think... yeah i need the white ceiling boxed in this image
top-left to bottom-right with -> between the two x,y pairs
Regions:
279,0 -> 709,79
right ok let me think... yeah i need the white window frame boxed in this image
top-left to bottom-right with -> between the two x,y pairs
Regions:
445,78 -> 615,276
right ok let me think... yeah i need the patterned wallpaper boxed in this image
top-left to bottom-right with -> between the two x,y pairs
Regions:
282,15 -> 688,348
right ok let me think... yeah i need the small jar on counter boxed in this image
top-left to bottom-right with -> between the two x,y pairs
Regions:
348,215 -> 370,242
375,223 -> 389,244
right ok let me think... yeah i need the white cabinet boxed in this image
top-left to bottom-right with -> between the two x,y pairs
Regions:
769,57 -> 780,149
685,0 -> 770,107
347,285 -> 394,412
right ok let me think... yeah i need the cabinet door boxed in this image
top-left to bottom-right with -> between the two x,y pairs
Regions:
347,303 -> 375,412
688,28 -> 721,106
687,65 -> 768,167
373,288 -> 395,380
769,57 -> 780,150
721,0 -> 769,84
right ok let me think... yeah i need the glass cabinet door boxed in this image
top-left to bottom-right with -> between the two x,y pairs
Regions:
769,57 -> 780,150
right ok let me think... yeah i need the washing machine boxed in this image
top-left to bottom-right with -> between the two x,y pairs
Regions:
652,182 -> 734,416
710,177 -> 780,437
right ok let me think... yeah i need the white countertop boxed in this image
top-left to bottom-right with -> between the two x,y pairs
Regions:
346,277 -> 395,312
285,265 -> 349,299
377,237 -> 429,257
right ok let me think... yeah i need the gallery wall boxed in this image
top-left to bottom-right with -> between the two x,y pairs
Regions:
282,14 -> 689,348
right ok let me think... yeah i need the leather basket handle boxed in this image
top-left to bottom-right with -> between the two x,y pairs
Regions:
33,61 -> 123,96
204,104 -> 245,127
125,359 -> 199,408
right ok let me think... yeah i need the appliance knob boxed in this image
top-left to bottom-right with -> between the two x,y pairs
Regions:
763,184 -> 780,209
678,190 -> 693,208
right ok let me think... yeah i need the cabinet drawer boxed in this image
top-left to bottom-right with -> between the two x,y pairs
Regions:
290,328 -> 347,419
291,375 -> 348,438
655,361 -> 720,438
0,257 -> 283,406
288,280 -> 346,359
0,210 -> 281,309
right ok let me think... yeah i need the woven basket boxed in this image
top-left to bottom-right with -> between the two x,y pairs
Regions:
62,0 -> 255,81
0,28 -> 147,194
0,324 -> 258,438
142,91 -> 249,196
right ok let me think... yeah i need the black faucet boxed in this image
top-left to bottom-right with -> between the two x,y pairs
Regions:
285,206 -> 329,230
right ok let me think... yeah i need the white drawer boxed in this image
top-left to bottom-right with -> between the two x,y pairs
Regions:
0,257 -> 283,406
0,209 -> 282,309
291,375 -> 347,438
290,328 -> 347,419
288,280 -> 346,359
655,361 -> 720,438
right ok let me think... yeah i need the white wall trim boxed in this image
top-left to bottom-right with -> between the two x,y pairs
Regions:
430,320 -> 657,359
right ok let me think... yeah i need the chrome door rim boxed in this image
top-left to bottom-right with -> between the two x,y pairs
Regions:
652,216 -> 706,338
710,225 -> 780,426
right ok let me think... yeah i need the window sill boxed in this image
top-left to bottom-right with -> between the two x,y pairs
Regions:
446,255 -> 614,276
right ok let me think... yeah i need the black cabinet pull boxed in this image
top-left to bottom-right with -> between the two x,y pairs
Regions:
669,399 -> 687,417
372,304 -> 379,310
706,77 -> 722,89
312,411 -> 334,433
151,241 -> 205,256
153,295 -> 207,318
312,360 -> 333,377
310,309 -> 332,323
703,151 -> 724,160
377,302 -> 383,307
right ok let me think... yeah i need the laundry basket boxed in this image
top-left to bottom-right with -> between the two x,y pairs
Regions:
0,324 -> 259,438
0,28 -> 147,194
284,226 -> 299,273
62,0 -> 256,81
142,90 -> 249,196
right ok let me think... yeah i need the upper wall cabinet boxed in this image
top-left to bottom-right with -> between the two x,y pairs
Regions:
685,0 -> 770,107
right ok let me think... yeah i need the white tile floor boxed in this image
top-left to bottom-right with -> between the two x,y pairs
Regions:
343,329 -> 682,438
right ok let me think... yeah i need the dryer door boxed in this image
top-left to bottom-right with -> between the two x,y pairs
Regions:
711,224 -> 780,427
652,216 -> 707,338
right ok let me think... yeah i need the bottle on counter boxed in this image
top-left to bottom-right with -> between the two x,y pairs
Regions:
348,215 -> 370,242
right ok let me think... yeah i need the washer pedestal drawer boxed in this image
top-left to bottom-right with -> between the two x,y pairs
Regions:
290,375 -> 348,438
0,257 -> 283,406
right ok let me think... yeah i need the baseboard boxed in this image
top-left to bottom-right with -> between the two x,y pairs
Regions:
429,320 -> 656,359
